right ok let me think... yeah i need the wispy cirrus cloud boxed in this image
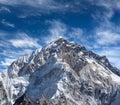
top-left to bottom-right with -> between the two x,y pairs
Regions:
0,32 -> 41,48
90,0 -> 120,10
9,33 -> 41,48
0,0 -> 84,17
0,0 -> 57,7
1,19 -> 15,28
0,58 -> 16,67
0,49 -> 34,70
43,20 -> 83,44
88,0 -> 120,27
0,32 -> 41,70
96,30 -> 120,45
43,20 -> 67,44
94,47 -> 120,68
0,6 -> 11,13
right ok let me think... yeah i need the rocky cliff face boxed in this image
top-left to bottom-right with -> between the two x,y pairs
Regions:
0,38 -> 120,105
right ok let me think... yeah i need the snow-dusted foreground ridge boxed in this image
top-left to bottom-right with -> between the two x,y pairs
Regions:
0,38 -> 120,105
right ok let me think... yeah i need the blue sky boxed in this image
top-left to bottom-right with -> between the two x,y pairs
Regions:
0,0 -> 120,70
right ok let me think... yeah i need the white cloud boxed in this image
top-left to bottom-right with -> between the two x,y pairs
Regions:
43,20 -> 83,44
0,49 -> 32,69
9,33 -> 41,48
0,0 -> 83,15
0,58 -> 16,67
0,0 -> 63,12
107,56 -> 120,68
88,0 -> 120,16
96,47 -> 120,57
91,0 -> 120,10
0,32 -> 42,70
48,20 -> 67,36
0,6 -> 11,13
0,0 -> 70,17
43,20 -> 67,44
0,0 -> 50,6
96,30 -> 120,45
95,47 -> 120,69
1,19 -> 15,28
89,0 -> 120,30
69,28 -> 83,40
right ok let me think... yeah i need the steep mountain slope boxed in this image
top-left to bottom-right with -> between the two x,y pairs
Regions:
0,38 -> 120,105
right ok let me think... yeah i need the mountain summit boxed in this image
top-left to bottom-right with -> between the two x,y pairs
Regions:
0,38 -> 120,105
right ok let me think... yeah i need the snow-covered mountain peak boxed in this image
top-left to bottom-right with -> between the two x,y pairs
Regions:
0,38 -> 120,105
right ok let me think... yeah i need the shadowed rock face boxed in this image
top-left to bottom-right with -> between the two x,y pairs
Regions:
0,81 -> 8,105
0,38 -> 120,105
14,94 -> 68,105
13,94 -> 50,105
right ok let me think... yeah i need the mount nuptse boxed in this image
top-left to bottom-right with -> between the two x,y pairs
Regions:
0,38 -> 120,105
